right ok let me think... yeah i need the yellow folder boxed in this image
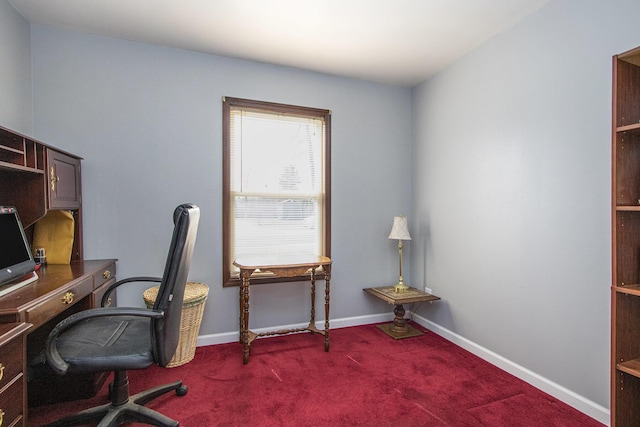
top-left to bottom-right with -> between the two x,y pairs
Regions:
32,210 -> 75,264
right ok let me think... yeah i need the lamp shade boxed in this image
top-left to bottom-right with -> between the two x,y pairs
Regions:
388,216 -> 411,240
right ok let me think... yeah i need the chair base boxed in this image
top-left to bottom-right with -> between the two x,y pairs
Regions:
43,376 -> 187,427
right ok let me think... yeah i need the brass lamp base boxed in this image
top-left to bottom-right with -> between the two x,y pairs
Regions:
393,282 -> 409,293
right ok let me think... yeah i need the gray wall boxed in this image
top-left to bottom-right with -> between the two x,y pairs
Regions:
29,25 -> 413,337
412,0 -> 640,411
0,0 -> 32,133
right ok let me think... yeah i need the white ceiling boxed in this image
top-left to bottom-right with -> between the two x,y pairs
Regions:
8,0 -> 551,87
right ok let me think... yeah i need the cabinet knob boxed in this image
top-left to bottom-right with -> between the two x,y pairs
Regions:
0,408 -> 4,426
0,363 -> 4,381
62,292 -> 75,304
103,270 -> 112,280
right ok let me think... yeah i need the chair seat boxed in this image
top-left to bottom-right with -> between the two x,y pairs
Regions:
56,316 -> 154,373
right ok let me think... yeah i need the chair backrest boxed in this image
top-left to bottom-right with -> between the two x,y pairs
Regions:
152,203 -> 200,366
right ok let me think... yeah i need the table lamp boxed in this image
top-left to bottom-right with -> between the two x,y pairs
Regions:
389,216 -> 411,293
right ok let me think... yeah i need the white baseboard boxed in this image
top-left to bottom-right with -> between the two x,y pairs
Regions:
410,313 -> 610,426
196,312 -> 394,347
196,311 -> 609,426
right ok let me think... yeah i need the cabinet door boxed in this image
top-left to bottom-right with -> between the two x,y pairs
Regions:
47,150 -> 81,210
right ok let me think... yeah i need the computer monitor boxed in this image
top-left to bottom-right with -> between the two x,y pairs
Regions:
0,206 -> 38,296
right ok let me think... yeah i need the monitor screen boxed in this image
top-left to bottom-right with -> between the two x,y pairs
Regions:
0,206 -> 36,287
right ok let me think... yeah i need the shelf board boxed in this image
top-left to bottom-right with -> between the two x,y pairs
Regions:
617,123 -> 640,133
613,285 -> 640,296
618,359 -> 640,379
0,160 -> 44,174
616,205 -> 640,211
0,144 -> 24,155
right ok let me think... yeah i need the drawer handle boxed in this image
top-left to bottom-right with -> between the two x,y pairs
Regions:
103,270 -> 112,280
50,166 -> 60,191
0,408 -> 4,426
62,292 -> 75,304
0,363 -> 4,381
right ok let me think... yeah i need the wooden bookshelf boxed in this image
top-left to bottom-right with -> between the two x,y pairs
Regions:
611,44 -> 640,427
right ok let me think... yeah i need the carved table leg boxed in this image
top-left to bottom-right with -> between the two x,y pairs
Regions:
238,277 -> 243,344
389,304 -> 410,335
323,265 -> 331,352
310,267 -> 316,329
239,269 -> 253,364
375,302 -> 424,339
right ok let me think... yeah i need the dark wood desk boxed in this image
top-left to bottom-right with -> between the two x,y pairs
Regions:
0,259 -> 117,426
0,124 -> 106,425
364,286 -> 440,339
234,255 -> 332,364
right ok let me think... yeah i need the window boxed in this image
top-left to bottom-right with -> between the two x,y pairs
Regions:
223,97 -> 331,286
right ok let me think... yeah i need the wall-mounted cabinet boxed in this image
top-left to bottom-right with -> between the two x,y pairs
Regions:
611,45 -> 640,427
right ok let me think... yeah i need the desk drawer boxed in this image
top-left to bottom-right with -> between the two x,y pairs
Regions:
25,276 -> 93,328
93,278 -> 116,308
94,262 -> 116,290
0,375 -> 24,427
0,336 -> 22,392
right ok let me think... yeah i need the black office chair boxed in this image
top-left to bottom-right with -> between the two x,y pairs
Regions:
43,203 -> 200,427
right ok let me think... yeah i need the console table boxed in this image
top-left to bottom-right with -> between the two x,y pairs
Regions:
364,286 -> 440,339
233,255 -> 332,364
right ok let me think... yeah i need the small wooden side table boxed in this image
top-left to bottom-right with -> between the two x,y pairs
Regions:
234,255 -> 332,364
363,286 -> 440,339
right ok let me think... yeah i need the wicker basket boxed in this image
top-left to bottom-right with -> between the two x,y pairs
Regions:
143,282 -> 209,367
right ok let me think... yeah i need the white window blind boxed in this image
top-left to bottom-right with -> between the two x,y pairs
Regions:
228,106 -> 327,277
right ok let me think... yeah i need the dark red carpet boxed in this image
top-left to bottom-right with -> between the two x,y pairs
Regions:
28,323 -> 605,426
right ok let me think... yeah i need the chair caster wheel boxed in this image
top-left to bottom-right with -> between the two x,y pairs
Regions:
176,385 -> 188,396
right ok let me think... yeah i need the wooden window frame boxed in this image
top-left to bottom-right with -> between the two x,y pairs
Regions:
222,97 -> 331,287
